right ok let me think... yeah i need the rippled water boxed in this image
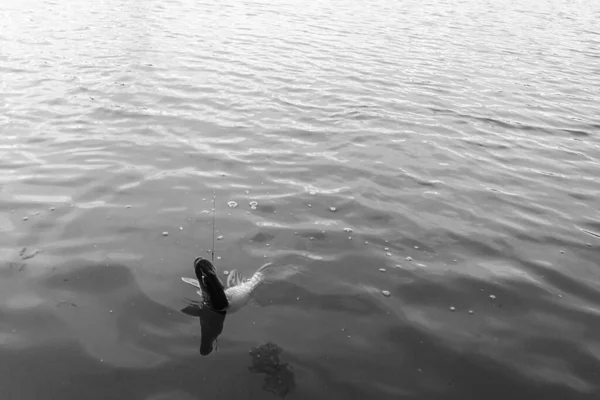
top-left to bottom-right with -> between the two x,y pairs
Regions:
1,0 -> 600,398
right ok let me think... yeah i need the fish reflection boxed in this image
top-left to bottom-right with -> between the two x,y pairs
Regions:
180,302 -> 226,356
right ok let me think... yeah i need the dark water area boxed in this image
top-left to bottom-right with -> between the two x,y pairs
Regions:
1,0 -> 600,399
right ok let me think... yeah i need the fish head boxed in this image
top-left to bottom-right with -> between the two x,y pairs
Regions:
193,257 -> 229,312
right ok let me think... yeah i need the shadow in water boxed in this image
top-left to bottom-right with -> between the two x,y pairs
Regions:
249,342 -> 295,399
181,302 -> 226,356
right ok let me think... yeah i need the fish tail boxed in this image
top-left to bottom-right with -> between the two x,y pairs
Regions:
253,262 -> 302,283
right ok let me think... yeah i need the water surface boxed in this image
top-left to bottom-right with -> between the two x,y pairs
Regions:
1,0 -> 600,399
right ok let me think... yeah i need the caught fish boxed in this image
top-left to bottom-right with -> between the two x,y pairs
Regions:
182,257 -> 296,313
182,256 -> 301,355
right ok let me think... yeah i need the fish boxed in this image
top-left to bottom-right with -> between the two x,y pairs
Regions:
182,256 -> 295,313
182,256 -> 301,355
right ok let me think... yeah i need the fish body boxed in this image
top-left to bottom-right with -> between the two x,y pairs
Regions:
182,257 -> 276,314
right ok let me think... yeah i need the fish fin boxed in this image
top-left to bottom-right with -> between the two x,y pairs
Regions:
182,277 -> 201,288
246,297 -> 261,308
181,305 -> 202,317
256,262 -> 273,273
227,269 -> 244,288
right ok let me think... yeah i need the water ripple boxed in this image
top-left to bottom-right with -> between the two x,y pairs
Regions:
1,0 -> 600,398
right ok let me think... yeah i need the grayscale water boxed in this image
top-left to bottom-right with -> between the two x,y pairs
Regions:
1,0 -> 600,399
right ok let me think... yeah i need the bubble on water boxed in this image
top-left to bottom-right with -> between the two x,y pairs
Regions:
228,201 -> 238,208
223,271 -> 229,275
202,198 -> 206,201
329,207 -> 337,212
310,237 -> 314,240
308,204 -> 312,208
249,201 -> 258,207
162,232 -> 169,236
251,206 -> 257,210
365,241 -> 369,245
469,310 -> 474,314
180,227 -> 183,230
384,247 -> 389,251
217,256 -> 222,260
449,306 -> 456,312
379,268 -> 386,272
386,252 -> 392,256
489,294 -> 496,299
406,256 -> 413,261
343,227 -> 353,233
348,236 -> 352,240
217,236 -> 223,240
415,246 -> 419,249
381,290 -> 391,297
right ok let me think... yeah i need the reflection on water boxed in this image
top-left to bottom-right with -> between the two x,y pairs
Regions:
1,0 -> 600,398
181,303 -> 226,356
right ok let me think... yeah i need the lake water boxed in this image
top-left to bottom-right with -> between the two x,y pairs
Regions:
1,0 -> 600,398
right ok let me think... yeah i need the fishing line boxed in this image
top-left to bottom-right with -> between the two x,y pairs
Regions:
211,192 -> 216,262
